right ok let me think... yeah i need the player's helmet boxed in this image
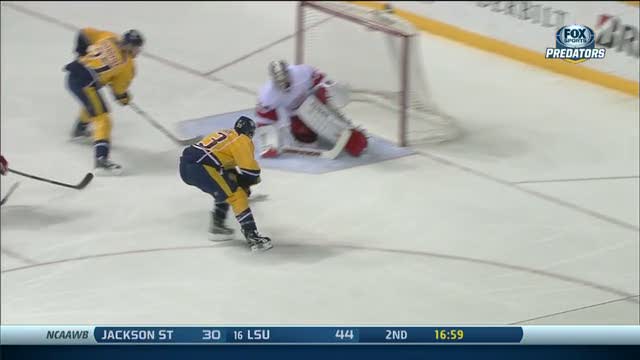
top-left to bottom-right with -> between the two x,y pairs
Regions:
122,29 -> 144,48
269,60 -> 291,91
234,116 -> 257,138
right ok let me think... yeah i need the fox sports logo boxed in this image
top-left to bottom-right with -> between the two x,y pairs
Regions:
545,24 -> 606,64
557,24 -> 595,48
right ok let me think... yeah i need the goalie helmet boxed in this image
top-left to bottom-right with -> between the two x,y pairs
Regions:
234,116 -> 256,138
269,60 -> 291,91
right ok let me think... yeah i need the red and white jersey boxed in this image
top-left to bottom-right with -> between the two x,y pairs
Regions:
256,64 -> 325,124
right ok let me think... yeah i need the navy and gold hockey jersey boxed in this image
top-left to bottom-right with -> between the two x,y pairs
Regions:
182,129 -> 261,181
66,28 -> 135,97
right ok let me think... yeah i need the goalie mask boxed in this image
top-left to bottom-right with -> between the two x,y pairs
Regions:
269,60 -> 291,92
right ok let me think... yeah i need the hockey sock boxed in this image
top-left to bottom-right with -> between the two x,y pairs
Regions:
94,140 -> 110,159
79,109 -> 91,124
213,202 -> 229,222
236,208 -> 257,232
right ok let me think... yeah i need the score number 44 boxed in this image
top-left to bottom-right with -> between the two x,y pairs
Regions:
335,329 -> 355,341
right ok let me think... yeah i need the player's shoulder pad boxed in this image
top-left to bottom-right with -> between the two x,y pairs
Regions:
103,31 -> 120,40
292,63 -> 317,82
80,27 -> 100,35
233,132 -> 256,149
89,29 -> 119,43
235,131 -> 253,143
258,82 -> 278,108
293,63 -> 315,74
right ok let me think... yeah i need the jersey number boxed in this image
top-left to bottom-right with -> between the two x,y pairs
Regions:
86,41 -> 121,72
199,132 -> 228,149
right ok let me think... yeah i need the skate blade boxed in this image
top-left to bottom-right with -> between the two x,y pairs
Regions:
69,136 -> 93,145
94,167 -> 123,177
250,242 -> 273,252
249,194 -> 269,202
208,232 -> 235,242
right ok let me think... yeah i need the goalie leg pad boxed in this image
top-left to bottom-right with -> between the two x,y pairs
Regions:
296,92 -> 368,158
257,124 -> 296,158
296,95 -> 352,144
290,116 -> 318,143
320,80 -> 351,109
256,125 -> 280,158
346,129 -> 368,157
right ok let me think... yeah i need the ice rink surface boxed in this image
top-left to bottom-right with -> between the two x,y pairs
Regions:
1,1 -> 638,325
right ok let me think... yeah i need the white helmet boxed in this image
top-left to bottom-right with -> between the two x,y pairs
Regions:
269,60 -> 291,91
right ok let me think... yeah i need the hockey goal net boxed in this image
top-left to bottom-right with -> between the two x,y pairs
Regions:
296,1 -> 460,146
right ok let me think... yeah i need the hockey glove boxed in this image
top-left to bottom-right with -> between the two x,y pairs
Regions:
0,155 -> 7,175
238,174 -> 261,188
75,32 -> 90,57
230,169 -> 261,197
115,92 -> 131,106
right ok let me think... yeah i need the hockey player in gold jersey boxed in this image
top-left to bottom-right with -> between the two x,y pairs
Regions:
64,28 -> 144,175
180,116 -> 272,251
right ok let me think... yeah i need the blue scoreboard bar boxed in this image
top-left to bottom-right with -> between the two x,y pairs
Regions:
1,325 -> 638,345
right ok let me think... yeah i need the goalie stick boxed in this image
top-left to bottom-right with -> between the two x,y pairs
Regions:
281,129 -> 351,160
0,183 -> 20,206
8,169 -> 94,190
130,103 -> 201,146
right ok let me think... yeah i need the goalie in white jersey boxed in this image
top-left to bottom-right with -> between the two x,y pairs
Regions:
255,60 -> 368,159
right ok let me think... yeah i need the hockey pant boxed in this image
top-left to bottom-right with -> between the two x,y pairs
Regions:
65,60 -> 112,160
179,158 -> 257,231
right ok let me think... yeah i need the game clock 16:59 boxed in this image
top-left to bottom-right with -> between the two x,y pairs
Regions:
434,329 -> 464,341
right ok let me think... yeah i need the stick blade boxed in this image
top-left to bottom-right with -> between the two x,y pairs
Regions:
175,136 -> 201,146
74,173 -> 94,189
0,183 -> 20,206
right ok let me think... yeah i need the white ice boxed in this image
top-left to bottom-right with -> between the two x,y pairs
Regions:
1,1 -> 638,325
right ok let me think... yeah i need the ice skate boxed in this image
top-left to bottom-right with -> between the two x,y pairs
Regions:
208,215 -> 235,241
70,119 -> 92,144
242,229 -> 273,252
94,157 -> 123,176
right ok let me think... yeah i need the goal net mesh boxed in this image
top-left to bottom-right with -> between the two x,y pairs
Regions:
297,1 -> 460,146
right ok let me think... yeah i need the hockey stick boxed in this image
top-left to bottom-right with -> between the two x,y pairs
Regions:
8,169 -> 94,190
129,102 -> 200,146
250,193 -> 269,202
0,183 -> 20,206
280,129 -> 351,160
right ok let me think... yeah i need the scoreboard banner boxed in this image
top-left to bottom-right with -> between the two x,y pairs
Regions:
1,325 -> 639,345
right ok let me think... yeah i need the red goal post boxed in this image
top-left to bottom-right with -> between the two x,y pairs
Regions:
295,1 -> 459,147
